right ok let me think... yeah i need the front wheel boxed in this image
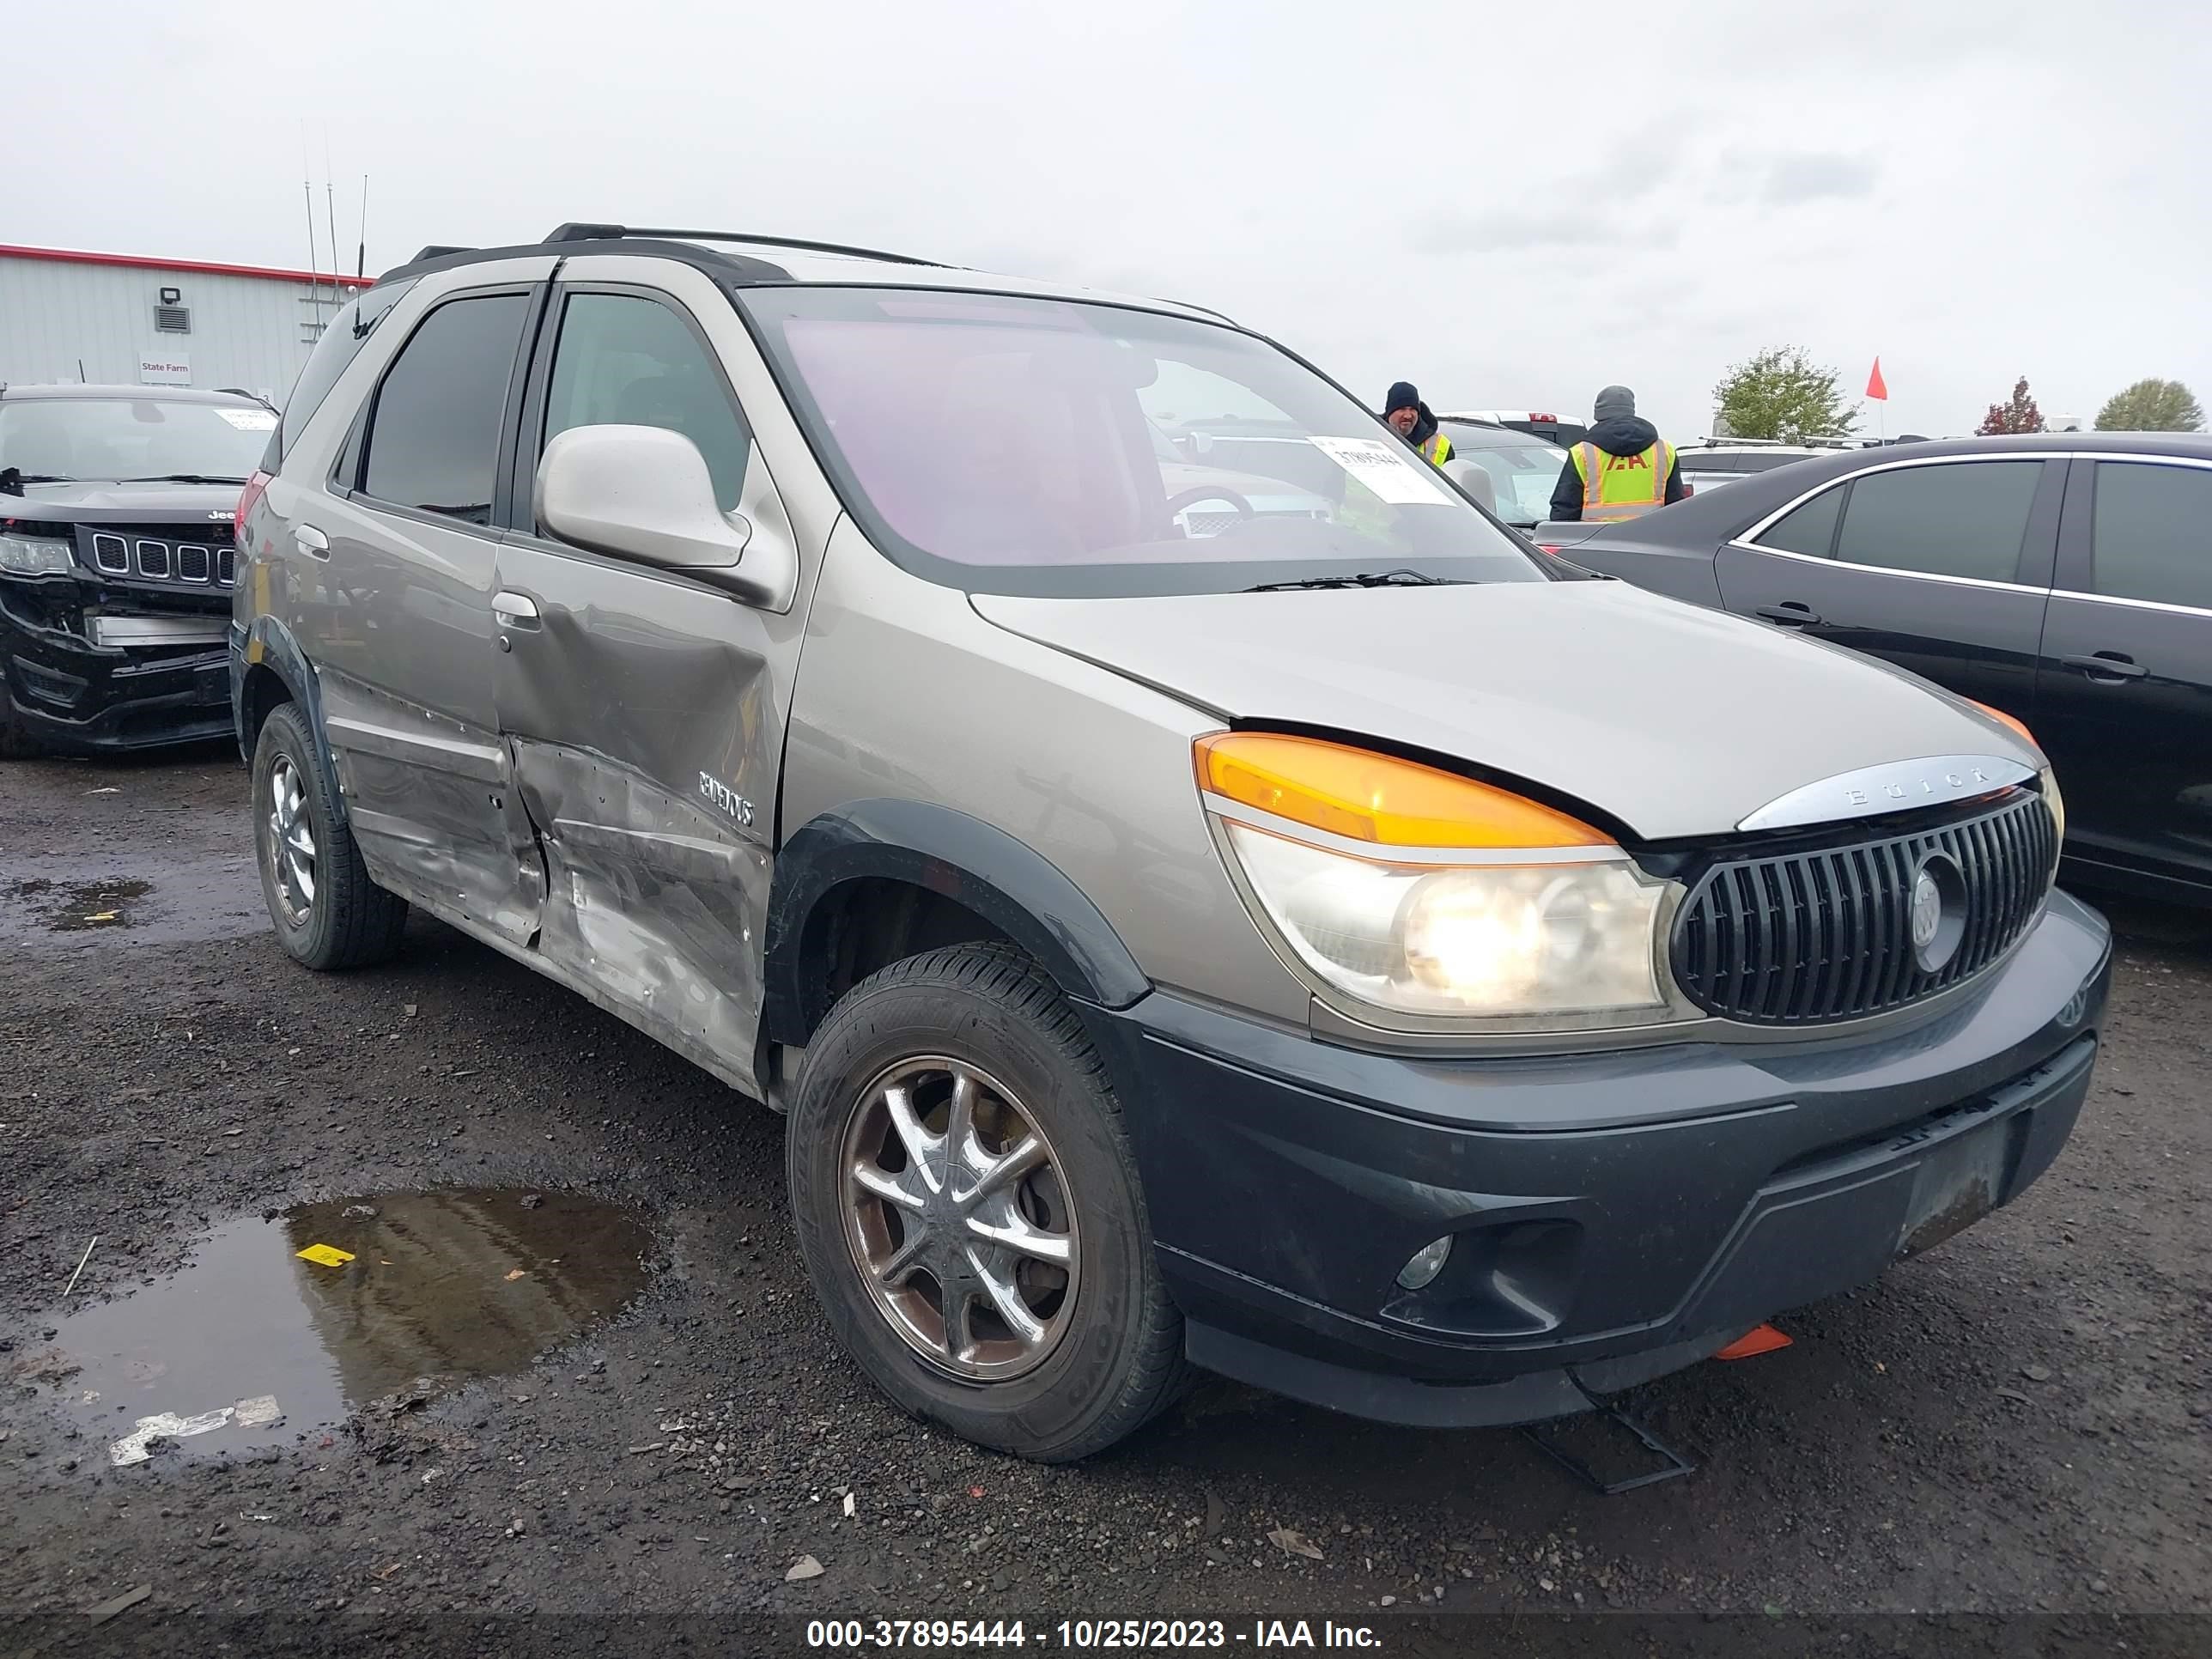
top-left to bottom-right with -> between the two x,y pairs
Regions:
787,944 -> 1188,1462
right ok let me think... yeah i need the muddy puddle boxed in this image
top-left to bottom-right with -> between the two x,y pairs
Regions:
0,864 -> 261,945
15,1188 -> 653,1469
8,878 -> 153,932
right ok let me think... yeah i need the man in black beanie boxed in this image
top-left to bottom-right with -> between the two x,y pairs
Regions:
1382,382 -> 1452,466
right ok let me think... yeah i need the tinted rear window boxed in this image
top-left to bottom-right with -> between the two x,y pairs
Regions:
360,293 -> 529,525
1754,485 -> 1844,556
1832,461 -> 2042,583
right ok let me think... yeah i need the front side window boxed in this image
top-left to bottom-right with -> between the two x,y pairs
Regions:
543,292 -> 752,513
1832,461 -> 2043,583
0,397 -> 275,484
2090,461 -> 2212,611
361,293 -> 530,526
740,288 -> 1548,598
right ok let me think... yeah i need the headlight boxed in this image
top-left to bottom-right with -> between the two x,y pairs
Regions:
2039,765 -> 2065,848
0,532 -> 76,576
1198,733 -> 1681,1026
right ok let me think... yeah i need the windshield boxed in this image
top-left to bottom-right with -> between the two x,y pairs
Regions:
0,398 -> 275,483
1442,426 -> 1570,525
740,289 -> 1549,598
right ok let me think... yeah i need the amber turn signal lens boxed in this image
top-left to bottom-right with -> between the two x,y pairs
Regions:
1966,698 -> 2038,750
1194,732 -> 1612,849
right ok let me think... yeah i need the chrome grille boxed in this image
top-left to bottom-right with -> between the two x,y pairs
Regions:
1672,792 -> 2057,1025
79,527 -> 237,587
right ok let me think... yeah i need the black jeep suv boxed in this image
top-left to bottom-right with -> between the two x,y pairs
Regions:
0,383 -> 273,755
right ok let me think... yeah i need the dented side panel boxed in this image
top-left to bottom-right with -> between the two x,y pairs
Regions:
491,537 -> 804,1097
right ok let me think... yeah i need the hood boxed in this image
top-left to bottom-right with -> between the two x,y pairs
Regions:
969,580 -> 2039,842
1585,415 -> 1660,457
1406,403 -> 1439,447
4,478 -> 247,523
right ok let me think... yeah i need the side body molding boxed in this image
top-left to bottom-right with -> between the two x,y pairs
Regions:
763,799 -> 1152,1046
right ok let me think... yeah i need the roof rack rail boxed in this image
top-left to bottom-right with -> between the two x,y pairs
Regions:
543,223 -> 948,268
410,245 -> 476,262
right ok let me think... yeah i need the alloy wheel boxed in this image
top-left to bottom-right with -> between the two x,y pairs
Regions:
840,1056 -> 1079,1381
266,755 -> 318,926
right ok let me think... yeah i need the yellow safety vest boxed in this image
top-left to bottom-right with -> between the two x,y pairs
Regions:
1571,438 -> 1673,520
1419,431 -> 1453,466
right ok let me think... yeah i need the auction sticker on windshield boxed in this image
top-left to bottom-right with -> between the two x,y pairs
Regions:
216,409 -> 278,430
1309,435 -> 1451,506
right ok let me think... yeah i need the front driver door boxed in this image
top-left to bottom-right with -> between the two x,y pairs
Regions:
1713,455 -> 2063,721
489,266 -> 808,1095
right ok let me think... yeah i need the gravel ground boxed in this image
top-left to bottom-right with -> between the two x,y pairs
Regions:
2,746 -> 2207,1653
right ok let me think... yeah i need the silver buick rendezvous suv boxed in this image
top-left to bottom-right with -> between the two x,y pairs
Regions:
234,224 -> 2110,1461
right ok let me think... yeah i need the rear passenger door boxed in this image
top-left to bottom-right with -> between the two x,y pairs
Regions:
489,263 -> 808,1094
2034,455 -> 2212,892
1713,456 -> 2063,720
308,270 -> 553,942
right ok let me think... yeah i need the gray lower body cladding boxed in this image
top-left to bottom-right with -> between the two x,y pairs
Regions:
1087,890 -> 2112,1428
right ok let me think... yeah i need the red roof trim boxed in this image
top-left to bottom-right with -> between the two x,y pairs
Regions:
0,243 -> 373,289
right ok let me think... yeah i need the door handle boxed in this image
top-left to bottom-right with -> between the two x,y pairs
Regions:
2061,652 -> 2146,682
1755,602 -> 1821,626
493,591 -> 541,629
295,525 -> 330,558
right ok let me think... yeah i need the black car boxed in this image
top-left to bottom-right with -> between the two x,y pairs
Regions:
0,384 -> 272,755
1541,433 -> 2212,902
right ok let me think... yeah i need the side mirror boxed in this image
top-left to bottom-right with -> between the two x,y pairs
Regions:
535,424 -> 793,608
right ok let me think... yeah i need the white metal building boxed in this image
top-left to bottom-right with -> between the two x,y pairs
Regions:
0,244 -> 370,404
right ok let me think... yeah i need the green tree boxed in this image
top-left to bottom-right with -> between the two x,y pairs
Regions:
1713,346 -> 1860,443
1977,376 -> 2045,435
2094,378 -> 2203,432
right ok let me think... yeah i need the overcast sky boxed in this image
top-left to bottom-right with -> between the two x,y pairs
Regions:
19,1 -> 2209,441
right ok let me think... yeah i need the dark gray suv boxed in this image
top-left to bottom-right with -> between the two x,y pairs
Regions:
233,223 -> 2111,1461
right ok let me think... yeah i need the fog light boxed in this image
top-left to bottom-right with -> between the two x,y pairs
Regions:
1395,1235 -> 1454,1291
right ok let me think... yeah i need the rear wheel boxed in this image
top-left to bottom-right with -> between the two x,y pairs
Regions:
252,702 -> 407,969
787,944 -> 1188,1462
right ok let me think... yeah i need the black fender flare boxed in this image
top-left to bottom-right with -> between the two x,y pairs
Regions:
762,799 -> 1150,1046
233,614 -> 346,824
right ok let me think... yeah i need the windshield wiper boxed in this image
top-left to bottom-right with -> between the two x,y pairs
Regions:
1245,568 -> 1464,592
118,473 -> 250,486
0,470 -> 74,489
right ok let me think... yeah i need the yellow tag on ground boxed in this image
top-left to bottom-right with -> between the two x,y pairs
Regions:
295,1243 -> 355,1267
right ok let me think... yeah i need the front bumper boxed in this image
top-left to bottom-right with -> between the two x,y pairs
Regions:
0,576 -> 233,753
1090,890 -> 2112,1428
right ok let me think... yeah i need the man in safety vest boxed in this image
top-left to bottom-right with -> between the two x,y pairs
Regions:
1382,381 -> 1452,466
1547,385 -> 1685,521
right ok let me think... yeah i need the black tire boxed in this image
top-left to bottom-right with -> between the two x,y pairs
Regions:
787,943 -> 1189,1462
251,701 -> 407,970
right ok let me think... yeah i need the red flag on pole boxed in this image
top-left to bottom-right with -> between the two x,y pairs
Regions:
1866,357 -> 1888,401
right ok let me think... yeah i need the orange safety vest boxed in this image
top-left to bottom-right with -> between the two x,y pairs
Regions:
1571,438 -> 1674,520
1419,430 -> 1453,467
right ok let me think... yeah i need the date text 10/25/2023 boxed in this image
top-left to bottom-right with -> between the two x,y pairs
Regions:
804,1620 -> 1383,1650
